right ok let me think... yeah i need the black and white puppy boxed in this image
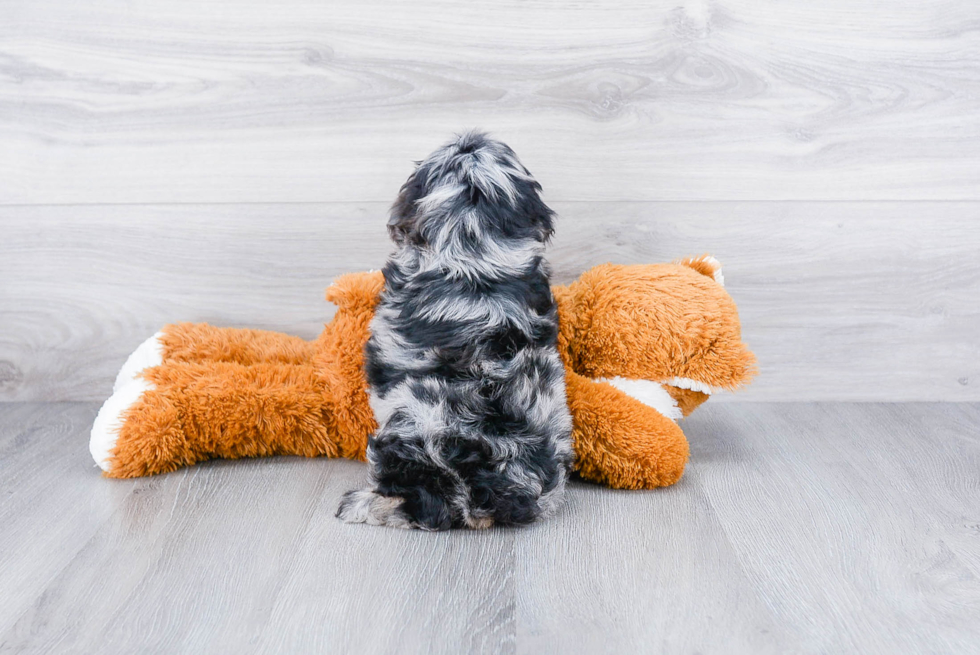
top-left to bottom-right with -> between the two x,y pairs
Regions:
336,131 -> 573,530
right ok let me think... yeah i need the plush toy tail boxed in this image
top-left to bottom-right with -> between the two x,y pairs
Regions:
676,254 -> 725,287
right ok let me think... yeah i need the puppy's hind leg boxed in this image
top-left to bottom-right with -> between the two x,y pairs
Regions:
336,489 -> 412,529
337,486 -> 458,531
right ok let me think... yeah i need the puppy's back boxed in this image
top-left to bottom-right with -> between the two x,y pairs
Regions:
338,132 -> 573,530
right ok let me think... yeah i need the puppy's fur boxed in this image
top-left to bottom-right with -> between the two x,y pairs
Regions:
336,131 -> 573,530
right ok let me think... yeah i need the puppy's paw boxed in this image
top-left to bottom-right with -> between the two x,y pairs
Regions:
336,489 -> 411,529
464,515 -> 495,530
113,332 -> 165,392
90,379 -> 155,472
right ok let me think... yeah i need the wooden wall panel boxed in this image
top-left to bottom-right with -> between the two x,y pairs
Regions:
2,202 -> 977,402
2,0 -> 979,204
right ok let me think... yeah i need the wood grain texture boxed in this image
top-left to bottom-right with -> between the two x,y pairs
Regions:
0,403 -> 125,640
514,402 -> 980,654
0,404 -> 515,655
2,202 -> 978,402
2,402 -> 978,653
2,0 -> 979,204
690,403 -> 980,653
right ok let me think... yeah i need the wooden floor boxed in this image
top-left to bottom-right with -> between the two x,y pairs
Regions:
1,402 -> 977,654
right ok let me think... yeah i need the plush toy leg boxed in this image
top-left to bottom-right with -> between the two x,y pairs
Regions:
92,361 -> 355,478
113,332 -> 166,393
114,323 -> 315,392
566,371 -> 690,489
161,323 -> 316,364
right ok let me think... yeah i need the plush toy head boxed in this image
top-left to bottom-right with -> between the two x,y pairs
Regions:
551,256 -> 755,488
558,258 -> 754,394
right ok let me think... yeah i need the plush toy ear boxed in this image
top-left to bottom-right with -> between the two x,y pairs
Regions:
565,370 -> 690,489
325,271 -> 385,311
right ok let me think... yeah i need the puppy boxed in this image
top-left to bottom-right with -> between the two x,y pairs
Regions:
336,131 -> 573,530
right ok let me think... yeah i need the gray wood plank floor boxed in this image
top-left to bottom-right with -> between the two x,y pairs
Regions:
2,402 -> 978,654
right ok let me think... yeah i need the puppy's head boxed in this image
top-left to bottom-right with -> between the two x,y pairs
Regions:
388,131 -> 554,248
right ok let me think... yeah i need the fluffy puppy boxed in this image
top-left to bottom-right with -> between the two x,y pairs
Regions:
336,131 -> 573,530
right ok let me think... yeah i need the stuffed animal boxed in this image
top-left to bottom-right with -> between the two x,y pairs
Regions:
90,256 -> 754,489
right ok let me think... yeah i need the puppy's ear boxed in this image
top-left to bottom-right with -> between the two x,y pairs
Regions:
388,162 -> 428,246
518,177 -> 556,243
530,199 -> 555,243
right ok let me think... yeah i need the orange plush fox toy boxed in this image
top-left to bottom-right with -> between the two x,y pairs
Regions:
90,256 -> 755,489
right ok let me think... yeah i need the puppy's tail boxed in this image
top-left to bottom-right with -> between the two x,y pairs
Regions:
336,489 -> 412,529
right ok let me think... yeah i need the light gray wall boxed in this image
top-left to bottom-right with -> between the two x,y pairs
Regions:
2,1 -> 978,401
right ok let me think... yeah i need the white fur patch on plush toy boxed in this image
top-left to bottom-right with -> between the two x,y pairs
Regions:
90,378 -> 154,471
682,254 -> 725,287
113,332 -> 164,392
665,377 -> 716,395
701,256 -> 725,286
597,377 -> 683,420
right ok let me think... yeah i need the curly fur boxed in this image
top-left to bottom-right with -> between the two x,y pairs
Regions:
336,131 -> 574,530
